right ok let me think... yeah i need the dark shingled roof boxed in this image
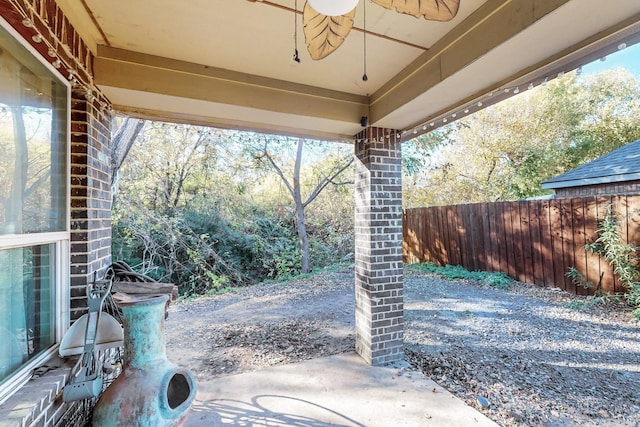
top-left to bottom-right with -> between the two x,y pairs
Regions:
542,139 -> 640,189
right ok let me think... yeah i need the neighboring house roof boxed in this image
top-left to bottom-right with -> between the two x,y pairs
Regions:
542,139 -> 640,189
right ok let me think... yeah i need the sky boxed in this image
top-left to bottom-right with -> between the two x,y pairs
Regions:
581,42 -> 640,76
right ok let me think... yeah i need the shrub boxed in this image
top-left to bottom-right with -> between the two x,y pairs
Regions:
249,216 -> 301,279
568,205 -> 640,319
112,199 -> 354,296
409,262 -> 512,290
112,201 -> 252,296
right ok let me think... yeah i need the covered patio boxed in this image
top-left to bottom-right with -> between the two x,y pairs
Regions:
70,0 -> 640,366
0,0 -> 639,425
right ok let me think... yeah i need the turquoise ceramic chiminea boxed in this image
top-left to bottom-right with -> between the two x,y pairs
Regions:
92,294 -> 196,426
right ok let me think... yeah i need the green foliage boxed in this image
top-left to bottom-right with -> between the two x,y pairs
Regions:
261,261 -> 353,286
250,216 -> 301,279
480,272 -> 513,290
404,70 -> 640,207
403,128 -> 452,176
113,200 -> 323,295
112,125 -> 355,296
112,198 -> 353,296
406,262 -> 440,274
246,135 -> 354,274
408,262 -> 512,290
306,220 -> 354,265
112,200 -> 252,297
565,266 -> 594,290
565,291 -> 624,312
567,205 -> 640,319
565,296 -> 605,311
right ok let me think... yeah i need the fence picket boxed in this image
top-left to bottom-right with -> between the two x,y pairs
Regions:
449,205 -> 458,264
418,208 -> 423,262
403,194 -> 640,296
520,201 -> 533,284
583,197 -> 602,291
548,199 -> 564,289
597,196 -> 616,293
436,206 -> 446,264
571,197 -> 589,296
457,204 -> 469,268
612,195 -> 628,293
494,203 -> 507,274
487,202 -> 498,272
539,200 -> 554,287
426,207 -> 436,263
561,198 -> 576,295
529,200 -> 544,286
628,195 -> 640,255
480,203 -> 491,271
470,203 -> 483,271
514,202 -> 526,282
502,202 -> 515,278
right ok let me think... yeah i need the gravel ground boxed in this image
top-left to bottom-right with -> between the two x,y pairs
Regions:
165,266 -> 640,427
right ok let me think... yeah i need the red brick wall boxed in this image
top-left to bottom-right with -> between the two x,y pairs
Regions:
0,0 -> 114,322
0,1 -> 115,425
69,90 -> 113,321
0,0 -> 93,84
354,127 -> 404,365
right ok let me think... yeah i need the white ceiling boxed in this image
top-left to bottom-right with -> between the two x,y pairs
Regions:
70,0 -> 487,94
56,0 -> 640,141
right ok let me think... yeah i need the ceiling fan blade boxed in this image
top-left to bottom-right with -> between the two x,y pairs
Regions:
303,1 -> 356,60
371,0 -> 460,21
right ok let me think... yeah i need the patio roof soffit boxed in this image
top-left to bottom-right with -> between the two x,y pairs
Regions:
393,10 -> 640,138
94,46 -> 370,141
84,0 -> 640,141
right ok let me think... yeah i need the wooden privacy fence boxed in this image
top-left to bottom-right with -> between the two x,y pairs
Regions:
403,195 -> 640,295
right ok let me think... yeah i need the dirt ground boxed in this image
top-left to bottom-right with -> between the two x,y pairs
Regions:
165,266 -> 640,427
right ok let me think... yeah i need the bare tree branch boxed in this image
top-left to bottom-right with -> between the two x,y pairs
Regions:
257,136 -> 354,274
302,156 -> 353,208
261,137 -> 296,199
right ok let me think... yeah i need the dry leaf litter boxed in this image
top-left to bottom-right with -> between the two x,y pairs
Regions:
165,267 -> 640,426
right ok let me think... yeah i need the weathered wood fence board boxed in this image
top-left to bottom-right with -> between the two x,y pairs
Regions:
402,195 -> 640,294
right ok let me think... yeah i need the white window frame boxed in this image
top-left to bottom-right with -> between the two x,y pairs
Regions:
0,16 -> 71,404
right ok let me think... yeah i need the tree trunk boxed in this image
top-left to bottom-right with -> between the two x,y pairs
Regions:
292,139 -> 310,274
259,136 -> 353,275
111,118 -> 145,203
295,199 -> 310,274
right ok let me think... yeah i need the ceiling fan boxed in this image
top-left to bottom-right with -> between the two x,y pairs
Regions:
303,0 -> 461,60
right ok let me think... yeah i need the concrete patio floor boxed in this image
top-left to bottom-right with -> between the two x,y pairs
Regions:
183,352 -> 498,427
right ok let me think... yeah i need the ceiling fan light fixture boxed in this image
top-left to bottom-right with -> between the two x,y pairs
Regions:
308,0 -> 359,16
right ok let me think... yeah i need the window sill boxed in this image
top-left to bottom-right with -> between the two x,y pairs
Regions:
0,356 -> 72,427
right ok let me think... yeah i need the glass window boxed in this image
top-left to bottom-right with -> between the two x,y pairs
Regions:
0,25 -> 67,235
0,244 -> 56,384
0,20 -> 69,394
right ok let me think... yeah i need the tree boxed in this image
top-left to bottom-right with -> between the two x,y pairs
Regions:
565,70 -> 640,164
404,69 -> 640,207
113,125 -> 356,290
118,122 -> 228,211
114,123 -> 259,290
110,117 -> 144,202
253,136 -> 353,274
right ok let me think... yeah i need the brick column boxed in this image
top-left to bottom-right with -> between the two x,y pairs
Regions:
69,90 -> 113,321
354,127 -> 404,365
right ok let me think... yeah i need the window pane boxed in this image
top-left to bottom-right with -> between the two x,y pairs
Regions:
0,25 -> 68,235
0,244 -> 56,385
